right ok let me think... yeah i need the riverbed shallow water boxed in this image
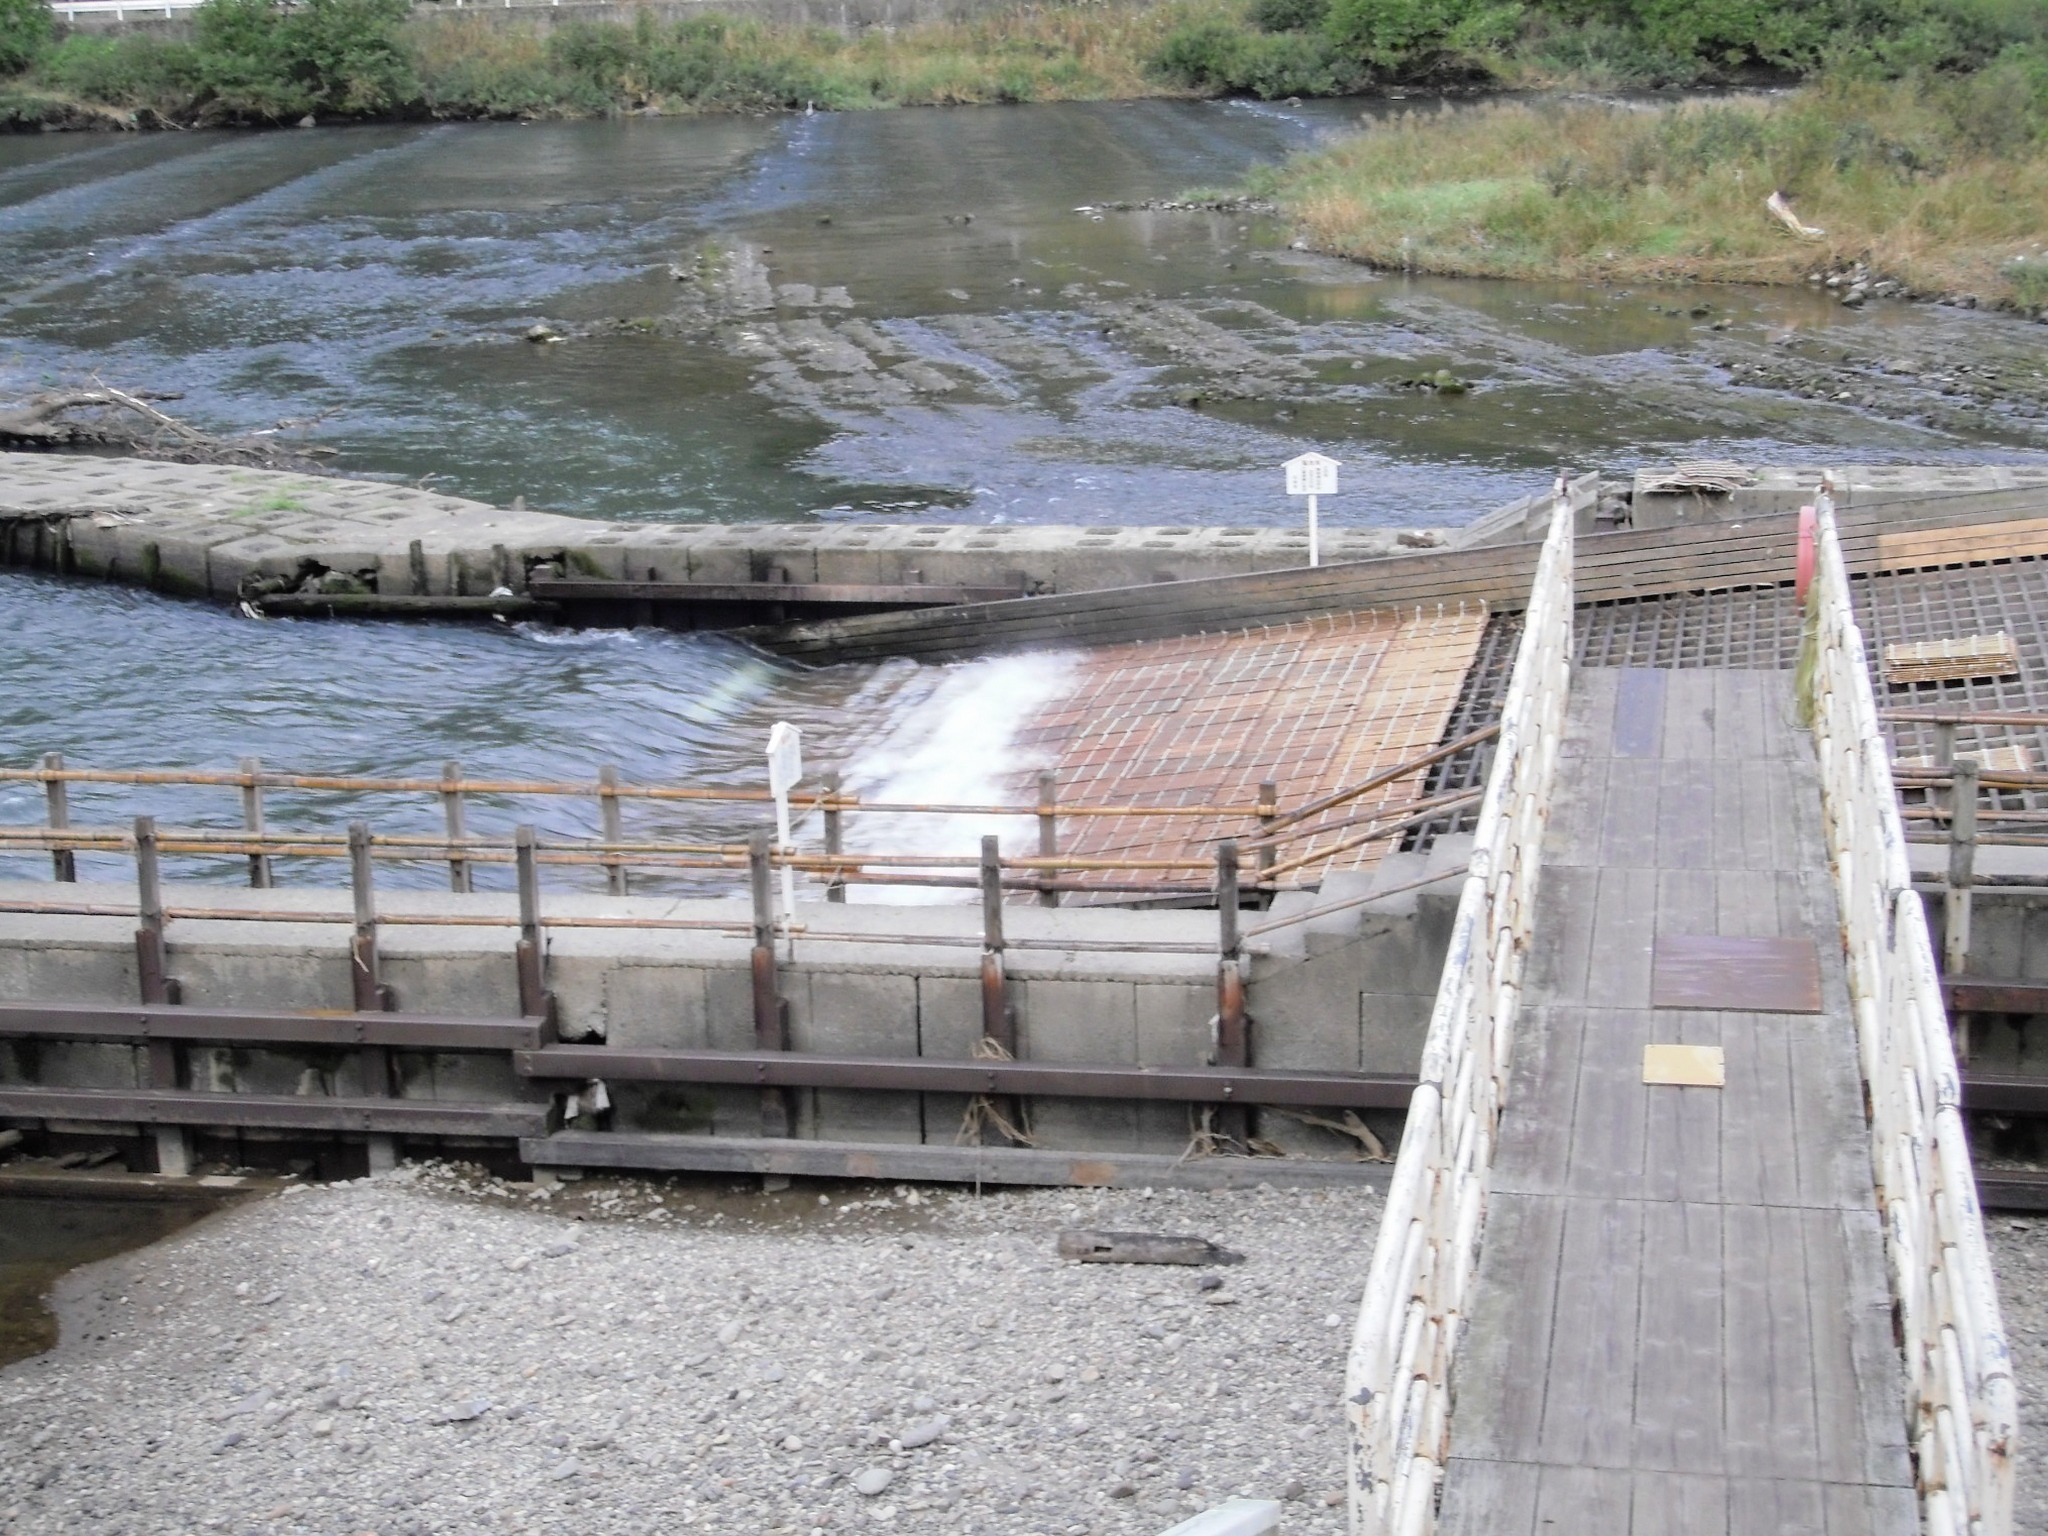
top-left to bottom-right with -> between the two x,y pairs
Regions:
3,95 -> 2048,885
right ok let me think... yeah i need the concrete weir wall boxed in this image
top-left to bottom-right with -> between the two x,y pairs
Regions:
0,454 -> 1445,606
0,871 -> 1456,1161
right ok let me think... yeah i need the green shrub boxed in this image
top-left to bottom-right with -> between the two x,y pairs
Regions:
1323,0 -> 1521,72
36,33 -> 202,104
0,0 -> 52,75
1250,0 -> 1333,34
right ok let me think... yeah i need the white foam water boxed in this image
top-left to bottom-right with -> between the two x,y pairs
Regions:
817,651 -> 1080,905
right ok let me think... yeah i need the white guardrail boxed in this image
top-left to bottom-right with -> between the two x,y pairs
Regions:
1343,482 -> 1575,1536
1802,482 -> 2018,1536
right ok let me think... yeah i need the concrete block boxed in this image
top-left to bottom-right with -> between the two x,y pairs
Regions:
703,969 -> 767,1052
792,971 -> 920,1144
1017,980 -> 1138,1151
915,975 -> 985,1060
540,950 -> 613,1040
0,942 -> 135,1004
171,949 -> 350,1012
423,1050 -> 527,1103
381,951 -> 522,1019
34,1041 -> 143,1090
603,965 -> 712,1048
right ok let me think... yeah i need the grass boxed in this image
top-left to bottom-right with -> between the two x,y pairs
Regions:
1252,69 -> 2048,307
399,1 -> 1225,115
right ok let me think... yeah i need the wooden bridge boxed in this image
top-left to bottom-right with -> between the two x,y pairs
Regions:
1345,486 -> 2017,1536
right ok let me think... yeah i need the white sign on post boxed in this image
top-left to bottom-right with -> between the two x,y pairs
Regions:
1283,451 -> 1340,567
766,722 -> 802,940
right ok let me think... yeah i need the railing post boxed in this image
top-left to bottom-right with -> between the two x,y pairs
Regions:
515,824 -> 548,1021
133,816 -> 189,1176
43,752 -> 74,882
1947,756 -> 1979,1061
1216,840 -> 1247,1065
750,831 -> 792,1138
240,756 -> 272,889
822,770 -> 846,904
1255,779 -> 1277,894
1036,771 -> 1060,908
441,760 -> 471,893
348,819 -> 399,1169
597,764 -> 627,895
980,835 -> 1013,1051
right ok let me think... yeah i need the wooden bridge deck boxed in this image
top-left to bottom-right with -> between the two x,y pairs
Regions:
1438,667 -> 1917,1534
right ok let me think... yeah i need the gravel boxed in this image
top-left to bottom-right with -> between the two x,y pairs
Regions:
1986,1219 -> 2048,1535
0,1164 -> 1378,1536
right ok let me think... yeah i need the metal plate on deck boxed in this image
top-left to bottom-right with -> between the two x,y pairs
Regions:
1611,668 -> 1667,757
1650,934 -> 1823,1012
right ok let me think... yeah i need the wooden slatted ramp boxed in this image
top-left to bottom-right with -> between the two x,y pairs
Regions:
1436,666 -> 1917,1533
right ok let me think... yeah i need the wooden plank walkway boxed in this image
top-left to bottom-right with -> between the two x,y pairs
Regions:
1438,667 -> 1917,1535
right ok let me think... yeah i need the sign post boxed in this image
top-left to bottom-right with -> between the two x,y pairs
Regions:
766,722 -> 802,942
1282,451 -> 1340,567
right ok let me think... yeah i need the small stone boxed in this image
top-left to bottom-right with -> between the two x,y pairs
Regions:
504,1255 -> 532,1273
541,1241 -> 576,1258
547,1458 -> 582,1481
311,1418 -> 333,1437
1322,1491 -> 1346,1507
1283,1478 -> 1306,1500
1195,1275 -> 1224,1293
717,1320 -> 744,1346
1174,1468 -> 1196,1490
782,1435 -> 804,1451
854,1468 -> 894,1497
1110,1483 -> 1137,1499
431,1399 -> 489,1424
911,1395 -> 938,1412
897,1416 -> 949,1449
211,1431 -> 245,1454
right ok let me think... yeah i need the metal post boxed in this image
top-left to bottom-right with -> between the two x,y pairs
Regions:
43,753 -> 74,883
441,761 -> 471,893
240,756 -> 272,889
515,825 -> 548,1020
1215,840 -> 1247,1068
1035,771 -> 1060,908
134,815 -> 189,1175
750,831 -> 791,1137
1255,779 -> 1277,892
822,770 -> 846,904
347,822 -> 386,1012
980,835 -> 1013,1052
1947,757 -> 1979,1061
598,764 -> 626,896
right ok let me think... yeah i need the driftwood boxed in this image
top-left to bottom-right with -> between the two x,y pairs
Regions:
1056,1228 -> 1244,1266
0,383 -> 336,469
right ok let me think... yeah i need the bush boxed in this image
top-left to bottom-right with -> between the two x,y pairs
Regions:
0,0 -> 51,75
1250,0 -> 1332,34
1323,0 -> 1522,72
36,33 -> 202,104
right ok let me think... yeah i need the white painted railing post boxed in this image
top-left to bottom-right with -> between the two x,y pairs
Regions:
1345,479 -> 1574,1536
1800,480 -> 2017,1536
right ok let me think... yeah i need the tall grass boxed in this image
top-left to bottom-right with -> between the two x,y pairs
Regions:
1258,68 -> 2048,304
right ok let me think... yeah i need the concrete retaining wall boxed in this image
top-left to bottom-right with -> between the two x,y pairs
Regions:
0,875 -> 1454,1160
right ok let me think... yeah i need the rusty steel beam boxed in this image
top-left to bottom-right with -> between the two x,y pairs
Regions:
1960,1071 -> 2048,1113
0,1001 -> 550,1050
521,1131 -> 1393,1189
1946,978 -> 2048,1015
0,1085 -> 549,1137
514,1045 -> 1415,1107
530,577 -> 1021,607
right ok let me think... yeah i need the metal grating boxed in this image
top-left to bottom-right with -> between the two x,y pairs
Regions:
1403,610 -> 1523,851
1411,553 -> 2048,854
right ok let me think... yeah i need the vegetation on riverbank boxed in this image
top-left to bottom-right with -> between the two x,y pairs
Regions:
0,0 -> 1217,125
1245,71 -> 2048,308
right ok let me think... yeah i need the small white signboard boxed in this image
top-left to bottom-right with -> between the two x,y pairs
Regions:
1282,452 -> 1341,566
1284,451 -> 1340,497
766,723 -> 802,938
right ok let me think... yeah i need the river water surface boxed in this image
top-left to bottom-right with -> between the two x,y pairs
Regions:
3,98 -> 2047,887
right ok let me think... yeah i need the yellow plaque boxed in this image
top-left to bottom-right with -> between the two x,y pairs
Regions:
1643,1044 -> 1725,1087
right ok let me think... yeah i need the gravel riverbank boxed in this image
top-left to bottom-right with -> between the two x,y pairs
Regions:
0,1166 -> 1378,1536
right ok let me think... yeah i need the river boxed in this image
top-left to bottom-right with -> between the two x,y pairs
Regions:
2,96 -> 2047,889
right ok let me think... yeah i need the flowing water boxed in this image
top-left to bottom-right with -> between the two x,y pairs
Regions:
3,96 -> 2048,886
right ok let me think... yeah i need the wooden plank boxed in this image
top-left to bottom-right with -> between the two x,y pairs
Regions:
1598,760 -> 1664,871
1613,668 -> 1669,758
1837,1205 -> 1917,1485
530,577 -> 1024,606
518,1131 -> 1396,1189
1536,1197 -> 1644,1468
1525,865 -> 1600,1004
1728,1475 -> 1827,1536
0,1085 -> 548,1137
1439,1458 -> 1541,1536
1635,1470 -> 1734,1536
1632,1202 -> 1727,1475
1441,1192 -> 1567,1460
1642,1008 -> 1725,1206
1877,514 -> 2048,572
1822,1481 -> 1921,1536
1534,1464 -> 1635,1531
1662,668 -> 1720,762
1564,1008 -> 1650,1199
1491,1005 -> 1582,1198
1800,1208 -> 1878,1487
1585,866 -> 1659,1009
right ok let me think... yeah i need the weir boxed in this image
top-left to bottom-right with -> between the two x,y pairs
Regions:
4,454 -> 2048,1534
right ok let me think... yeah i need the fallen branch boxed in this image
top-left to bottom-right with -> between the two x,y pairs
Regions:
0,381 -> 336,468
